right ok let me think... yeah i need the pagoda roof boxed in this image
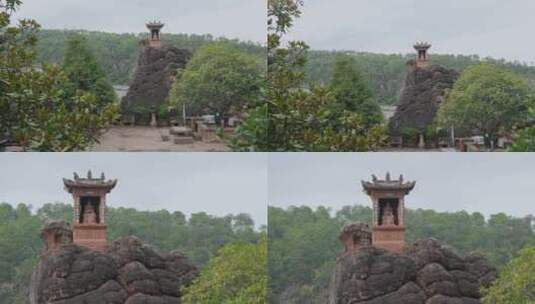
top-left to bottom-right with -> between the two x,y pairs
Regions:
414,41 -> 432,50
63,171 -> 117,192
361,173 -> 416,194
146,21 -> 164,29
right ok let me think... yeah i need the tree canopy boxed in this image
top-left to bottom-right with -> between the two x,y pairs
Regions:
330,54 -> 383,126
436,64 -> 531,147
0,0 -> 118,151
482,245 -> 535,304
169,43 -> 264,123
62,34 -> 117,108
267,0 -> 387,151
182,234 -> 267,304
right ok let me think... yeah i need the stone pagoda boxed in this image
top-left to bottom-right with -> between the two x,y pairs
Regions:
146,21 -> 164,48
414,41 -> 431,68
63,171 -> 117,252
362,173 -> 416,253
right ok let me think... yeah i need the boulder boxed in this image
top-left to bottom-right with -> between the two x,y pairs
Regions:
30,229 -> 197,304
329,238 -> 495,304
121,44 -> 191,124
389,61 -> 459,137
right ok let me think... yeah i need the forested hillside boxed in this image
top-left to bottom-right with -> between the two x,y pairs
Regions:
36,29 -> 266,85
0,202 -> 262,303
268,205 -> 535,303
306,51 -> 535,105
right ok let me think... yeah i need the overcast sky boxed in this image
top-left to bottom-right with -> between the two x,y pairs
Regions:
269,153 -> 535,219
0,153 -> 267,226
286,0 -> 535,64
12,0 -> 265,43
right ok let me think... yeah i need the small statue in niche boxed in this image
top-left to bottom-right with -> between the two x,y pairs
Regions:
83,204 -> 97,224
382,204 -> 396,226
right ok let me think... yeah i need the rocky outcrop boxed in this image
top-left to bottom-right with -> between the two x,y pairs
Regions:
329,238 -> 496,304
120,42 -> 191,124
30,224 -> 197,304
389,61 -> 459,136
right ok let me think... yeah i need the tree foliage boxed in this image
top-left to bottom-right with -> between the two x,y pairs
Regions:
436,64 -> 532,147
306,51 -> 535,105
0,0 -> 118,151
0,202 -> 262,302
169,43 -> 264,123
267,0 -> 387,151
182,234 -> 267,304
482,246 -> 535,304
268,205 -> 535,303
62,34 -> 117,108
36,29 -> 265,85
330,54 -> 383,126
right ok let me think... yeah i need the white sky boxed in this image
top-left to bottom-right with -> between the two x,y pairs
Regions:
12,0 -> 266,43
0,153 -> 268,226
269,153 -> 535,219
286,0 -> 535,64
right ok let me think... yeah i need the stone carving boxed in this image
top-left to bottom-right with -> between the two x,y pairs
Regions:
82,204 -> 97,224
382,204 -> 395,226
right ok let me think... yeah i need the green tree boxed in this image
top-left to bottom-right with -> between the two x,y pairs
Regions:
267,0 -> 387,151
330,55 -> 383,126
229,103 -> 268,151
62,34 -> 117,108
169,43 -> 264,124
0,0 -> 118,151
436,64 -> 531,148
182,234 -> 267,304
482,246 -> 535,304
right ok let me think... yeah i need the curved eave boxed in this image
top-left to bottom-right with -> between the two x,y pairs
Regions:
361,181 -> 416,194
63,179 -> 117,192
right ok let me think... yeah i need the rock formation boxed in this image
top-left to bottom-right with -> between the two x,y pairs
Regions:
329,230 -> 496,303
389,60 -> 459,137
30,222 -> 197,304
120,42 -> 191,124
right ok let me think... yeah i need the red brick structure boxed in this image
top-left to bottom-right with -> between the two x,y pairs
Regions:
146,21 -> 164,48
362,173 -> 416,253
414,42 -> 431,68
63,171 -> 117,252
339,223 -> 372,254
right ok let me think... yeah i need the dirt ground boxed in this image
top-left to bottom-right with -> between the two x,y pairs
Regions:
90,126 -> 230,152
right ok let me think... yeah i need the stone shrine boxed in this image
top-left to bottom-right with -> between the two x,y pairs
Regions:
63,171 -> 117,252
146,21 -> 164,48
361,173 -> 415,253
414,41 -> 431,68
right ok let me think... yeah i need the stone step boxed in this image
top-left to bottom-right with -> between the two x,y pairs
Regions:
173,136 -> 195,145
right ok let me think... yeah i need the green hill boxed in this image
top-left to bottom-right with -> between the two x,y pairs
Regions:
35,29 -> 266,85
306,50 -> 535,105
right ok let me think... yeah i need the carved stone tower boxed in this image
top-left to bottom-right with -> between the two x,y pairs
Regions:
339,223 -> 372,254
414,41 -> 431,68
362,173 -> 415,253
146,21 -> 164,48
63,171 -> 117,252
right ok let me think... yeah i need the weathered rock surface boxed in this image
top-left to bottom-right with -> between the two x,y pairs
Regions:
389,61 -> 459,136
30,235 -> 197,304
329,238 -> 496,304
121,43 -> 191,123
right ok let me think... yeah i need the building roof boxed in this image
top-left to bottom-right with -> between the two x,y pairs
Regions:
63,171 -> 117,192
361,173 -> 416,194
414,41 -> 432,51
146,21 -> 164,30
